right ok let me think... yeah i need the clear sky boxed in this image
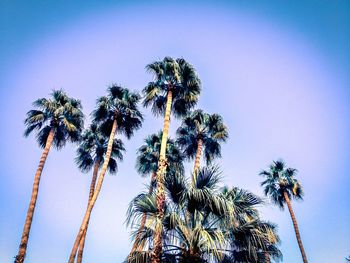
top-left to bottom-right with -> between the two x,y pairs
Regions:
1,1 -> 349,262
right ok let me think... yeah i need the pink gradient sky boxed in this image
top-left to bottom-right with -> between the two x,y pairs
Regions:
1,1 -> 349,262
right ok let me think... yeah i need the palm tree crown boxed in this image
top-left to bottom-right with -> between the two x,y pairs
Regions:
176,109 -> 228,164
127,166 -> 282,263
260,159 -> 304,209
143,57 -> 201,118
76,123 -> 125,174
24,89 -> 84,148
92,85 -> 143,139
136,131 -> 184,178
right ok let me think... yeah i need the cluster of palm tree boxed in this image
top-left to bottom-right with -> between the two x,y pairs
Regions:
15,57 -> 309,263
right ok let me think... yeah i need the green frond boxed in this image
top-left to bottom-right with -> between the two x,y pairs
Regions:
176,110 -> 228,164
143,57 -> 201,117
260,160 -> 305,209
24,89 -> 84,148
92,85 -> 143,139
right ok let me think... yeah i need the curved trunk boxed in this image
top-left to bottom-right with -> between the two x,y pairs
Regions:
130,171 -> 157,253
283,191 -> 308,263
76,160 -> 100,263
152,90 -> 172,263
15,128 -> 55,263
68,120 -> 117,263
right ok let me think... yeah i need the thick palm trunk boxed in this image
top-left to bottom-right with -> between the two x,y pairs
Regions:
68,120 -> 117,263
76,160 -> 100,263
15,128 -> 55,263
283,191 -> 308,263
152,90 -> 172,263
131,171 -> 157,253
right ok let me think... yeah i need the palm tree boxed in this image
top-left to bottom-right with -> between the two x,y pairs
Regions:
15,90 -> 84,263
176,109 -> 228,178
131,131 -> 184,253
68,85 -> 143,263
75,123 -> 125,263
260,160 -> 308,263
143,57 -> 201,262
127,166 -> 282,263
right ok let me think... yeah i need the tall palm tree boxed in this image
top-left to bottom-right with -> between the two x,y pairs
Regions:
75,123 -> 125,263
260,160 -> 308,263
15,90 -> 84,263
143,57 -> 201,262
127,166 -> 282,263
131,131 -> 184,253
176,109 -> 228,178
68,85 -> 143,263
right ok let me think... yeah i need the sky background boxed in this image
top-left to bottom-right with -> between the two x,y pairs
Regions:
1,1 -> 350,262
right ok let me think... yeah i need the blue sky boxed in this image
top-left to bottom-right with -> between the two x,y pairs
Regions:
1,1 -> 349,262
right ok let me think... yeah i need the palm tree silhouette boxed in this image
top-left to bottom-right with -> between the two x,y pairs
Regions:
143,57 -> 201,262
260,159 -> 308,263
176,109 -> 228,179
127,166 -> 282,263
75,123 -> 125,263
68,85 -> 143,263
131,131 -> 184,253
15,90 -> 84,263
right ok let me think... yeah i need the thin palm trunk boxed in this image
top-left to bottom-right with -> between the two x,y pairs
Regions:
192,138 -> 203,184
283,191 -> 308,263
264,252 -> 270,263
15,128 -> 55,263
152,90 -> 173,263
186,138 -> 203,226
76,160 -> 100,263
131,171 -> 157,253
68,119 -> 118,263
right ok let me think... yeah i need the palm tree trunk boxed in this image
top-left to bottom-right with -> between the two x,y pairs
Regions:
186,138 -> 203,226
130,171 -> 157,253
15,128 -> 55,263
192,138 -> 203,184
159,90 -> 172,158
68,120 -> 117,263
283,191 -> 308,263
76,160 -> 100,263
152,90 -> 173,263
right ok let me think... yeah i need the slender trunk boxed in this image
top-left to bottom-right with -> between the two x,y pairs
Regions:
130,171 -> 157,253
159,90 -> 172,158
186,139 -> 203,227
76,160 -> 100,263
68,120 -> 117,263
15,128 -> 55,263
192,138 -> 203,185
264,251 -> 270,263
152,90 -> 173,263
283,191 -> 308,263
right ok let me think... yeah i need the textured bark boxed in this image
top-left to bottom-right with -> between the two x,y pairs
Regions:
283,191 -> 308,263
131,172 -> 157,253
152,158 -> 167,263
159,90 -> 172,158
151,90 -> 172,263
15,128 -> 55,263
68,119 -> 117,263
192,139 -> 203,184
77,160 -> 100,263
